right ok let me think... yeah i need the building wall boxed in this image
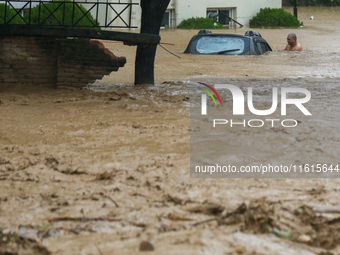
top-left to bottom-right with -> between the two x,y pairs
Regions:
116,0 -> 281,29
172,0 -> 281,28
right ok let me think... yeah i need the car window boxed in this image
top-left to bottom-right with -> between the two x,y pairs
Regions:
256,42 -> 270,54
196,36 -> 246,55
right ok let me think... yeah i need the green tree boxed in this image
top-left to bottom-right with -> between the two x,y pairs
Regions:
24,0 -> 100,29
0,3 -> 25,24
313,0 -> 340,5
288,0 -> 340,5
249,8 -> 302,27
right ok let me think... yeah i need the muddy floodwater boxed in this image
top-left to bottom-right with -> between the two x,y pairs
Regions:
1,7 -> 340,255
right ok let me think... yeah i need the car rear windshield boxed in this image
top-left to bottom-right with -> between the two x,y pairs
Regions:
196,36 -> 247,55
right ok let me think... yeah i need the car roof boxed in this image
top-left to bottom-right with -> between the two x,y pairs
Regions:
192,30 -> 264,39
193,33 -> 251,38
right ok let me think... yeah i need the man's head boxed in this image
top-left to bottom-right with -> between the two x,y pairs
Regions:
287,33 -> 297,46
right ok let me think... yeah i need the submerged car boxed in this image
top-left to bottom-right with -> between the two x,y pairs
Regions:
184,30 -> 272,55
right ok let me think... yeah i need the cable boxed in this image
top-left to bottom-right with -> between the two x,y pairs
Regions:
159,44 -> 181,59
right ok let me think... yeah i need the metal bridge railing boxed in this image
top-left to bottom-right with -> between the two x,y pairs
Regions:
0,0 -> 138,28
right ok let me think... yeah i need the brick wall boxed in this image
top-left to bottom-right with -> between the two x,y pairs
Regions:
0,36 -> 126,88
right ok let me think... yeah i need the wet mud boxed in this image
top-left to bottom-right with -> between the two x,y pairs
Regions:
1,6 -> 340,255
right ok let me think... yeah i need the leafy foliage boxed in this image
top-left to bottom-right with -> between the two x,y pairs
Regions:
24,0 -> 100,29
177,17 -> 224,29
249,8 -> 302,27
0,3 -> 25,24
288,0 -> 340,6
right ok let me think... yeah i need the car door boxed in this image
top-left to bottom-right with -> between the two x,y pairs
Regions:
253,38 -> 272,55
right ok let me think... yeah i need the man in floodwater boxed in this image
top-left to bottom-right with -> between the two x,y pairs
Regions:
284,33 -> 303,51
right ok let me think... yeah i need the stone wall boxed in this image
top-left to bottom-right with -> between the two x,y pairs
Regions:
0,36 -> 126,88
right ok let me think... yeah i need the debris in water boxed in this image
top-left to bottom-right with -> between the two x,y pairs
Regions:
139,241 -> 154,251
273,227 -> 291,239
235,245 -> 246,254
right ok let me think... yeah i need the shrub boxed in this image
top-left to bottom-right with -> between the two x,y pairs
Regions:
287,0 -> 340,6
177,17 -> 224,29
249,8 -> 302,27
24,0 -> 100,29
0,3 -> 25,24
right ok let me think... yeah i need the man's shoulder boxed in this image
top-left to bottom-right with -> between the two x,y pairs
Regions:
294,43 -> 303,51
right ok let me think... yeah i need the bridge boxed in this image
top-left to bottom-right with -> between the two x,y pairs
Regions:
0,0 -> 160,88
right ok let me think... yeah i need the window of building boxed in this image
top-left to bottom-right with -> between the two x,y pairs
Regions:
161,11 -> 172,28
207,8 -> 234,27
